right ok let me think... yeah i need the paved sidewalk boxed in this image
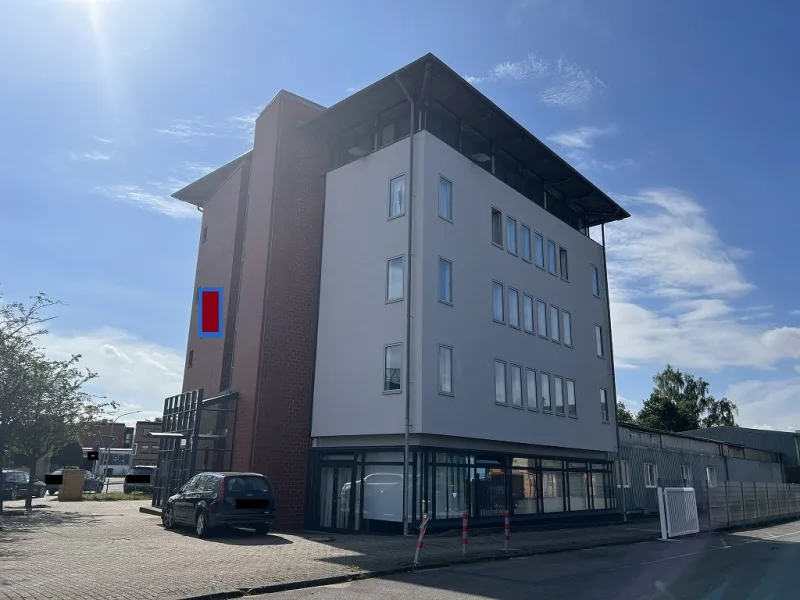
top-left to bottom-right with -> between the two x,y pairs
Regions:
0,499 -> 660,600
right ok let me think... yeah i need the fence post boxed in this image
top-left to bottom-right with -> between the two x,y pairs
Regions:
461,512 -> 468,555
504,511 -> 510,551
413,514 -> 428,566
766,483 -> 771,517
754,481 -> 759,526
740,482 -> 746,527
724,482 -> 731,528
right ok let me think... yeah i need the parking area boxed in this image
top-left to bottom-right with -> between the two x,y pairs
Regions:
0,498 -> 660,600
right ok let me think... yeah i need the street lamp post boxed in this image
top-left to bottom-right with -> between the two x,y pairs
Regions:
102,410 -> 140,492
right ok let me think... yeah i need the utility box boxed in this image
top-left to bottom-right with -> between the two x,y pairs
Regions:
58,468 -> 84,501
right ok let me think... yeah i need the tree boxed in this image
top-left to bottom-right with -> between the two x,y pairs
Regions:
616,400 -> 636,424
635,365 -> 738,433
51,441 -> 85,469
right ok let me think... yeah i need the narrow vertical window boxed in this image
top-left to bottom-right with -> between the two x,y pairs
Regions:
526,369 -> 537,410
521,225 -> 532,262
492,282 -> 505,323
566,379 -> 577,417
706,467 -> 717,488
595,325 -> 604,358
201,226 -> 208,243
511,365 -> 523,407
438,345 -> 453,395
534,233 -> 544,268
508,288 -> 520,329
554,376 -> 565,414
438,258 -> 453,304
384,344 -> 402,392
439,177 -> 452,221
523,294 -> 534,333
592,265 -> 601,297
537,300 -> 548,338
491,208 -> 503,246
541,372 -> 552,411
494,360 -> 507,405
506,217 -> 518,255
562,311 -> 573,347
386,256 -> 404,302
550,306 -> 560,343
547,240 -> 557,275
600,388 -> 609,422
389,176 -> 405,218
559,247 -> 569,280
187,349 -> 194,368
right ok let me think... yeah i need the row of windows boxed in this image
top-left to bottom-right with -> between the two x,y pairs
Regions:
491,281 -> 573,346
384,343 -> 455,395
491,208 -> 569,280
386,255 -> 453,305
388,175 -> 454,223
617,461 -> 718,489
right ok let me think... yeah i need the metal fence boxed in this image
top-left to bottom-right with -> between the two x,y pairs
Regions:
701,481 -> 800,531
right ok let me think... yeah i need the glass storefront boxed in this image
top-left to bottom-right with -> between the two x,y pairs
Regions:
307,447 -> 616,533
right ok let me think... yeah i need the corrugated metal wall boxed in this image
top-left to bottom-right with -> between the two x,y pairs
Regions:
727,457 -> 784,483
684,427 -> 800,467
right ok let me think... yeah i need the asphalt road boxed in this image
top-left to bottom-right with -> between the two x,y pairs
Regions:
260,521 -> 800,600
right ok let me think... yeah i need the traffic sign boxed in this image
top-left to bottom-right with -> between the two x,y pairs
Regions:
92,441 -> 100,451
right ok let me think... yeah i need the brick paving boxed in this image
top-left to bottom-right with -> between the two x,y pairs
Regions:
0,499 -> 660,600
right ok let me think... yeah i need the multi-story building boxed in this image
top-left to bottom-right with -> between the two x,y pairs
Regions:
169,53 -> 630,533
131,420 -> 162,467
80,421 -> 133,449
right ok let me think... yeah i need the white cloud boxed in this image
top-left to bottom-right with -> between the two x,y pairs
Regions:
547,126 -> 614,150
95,184 -> 199,220
155,108 -> 261,144
724,378 -> 800,431
93,137 -> 114,144
42,326 -> 184,424
70,150 -> 112,162
465,53 -> 549,86
791,310 -> 800,317
546,125 -> 631,173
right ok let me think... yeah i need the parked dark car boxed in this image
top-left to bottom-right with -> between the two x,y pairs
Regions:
45,469 -> 104,495
2,470 -> 47,500
124,465 -> 157,494
161,472 -> 276,538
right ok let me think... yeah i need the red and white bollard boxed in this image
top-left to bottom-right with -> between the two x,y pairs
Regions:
504,511 -> 510,551
462,512 -> 469,555
413,514 -> 429,566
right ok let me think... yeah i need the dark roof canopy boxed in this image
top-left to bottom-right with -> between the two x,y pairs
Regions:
172,151 -> 253,207
305,53 -> 629,227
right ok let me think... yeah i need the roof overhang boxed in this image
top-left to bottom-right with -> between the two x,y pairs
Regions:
172,150 -> 253,207
303,53 -> 630,227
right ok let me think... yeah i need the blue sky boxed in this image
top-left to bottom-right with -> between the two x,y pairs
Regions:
2,0 -> 799,428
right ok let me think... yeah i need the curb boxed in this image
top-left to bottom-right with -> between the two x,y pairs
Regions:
140,506 -> 162,517
176,533 -> 657,599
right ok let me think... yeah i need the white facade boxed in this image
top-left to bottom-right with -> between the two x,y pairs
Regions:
312,131 -> 617,455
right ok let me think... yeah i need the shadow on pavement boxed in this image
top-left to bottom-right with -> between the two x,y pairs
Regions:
163,524 -> 294,546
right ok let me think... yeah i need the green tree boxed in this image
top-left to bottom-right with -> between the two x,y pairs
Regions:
635,365 -> 738,432
51,441 -> 85,469
616,400 -> 636,424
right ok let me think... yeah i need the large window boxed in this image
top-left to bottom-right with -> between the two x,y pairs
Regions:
520,225 -> 532,262
523,295 -> 534,334
553,376 -> 565,415
534,233 -> 544,268
706,466 -> 717,488
680,465 -> 692,487
508,288 -> 520,329
387,256 -> 404,302
592,265 -> 601,297
506,217 -> 518,255
492,282 -> 505,323
566,379 -> 577,417
547,240 -> 557,275
543,470 -> 564,513
537,300 -> 548,338
550,306 -> 560,343
559,247 -> 569,281
389,175 -> 405,218
510,365 -> 523,408
438,345 -> 453,395
384,344 -> 402,392
568,471 -> 588,511
617,460 -> 631,488
491,208 -> 503,246
438,258 -> 453,304
644,463 -> 658,488
525,369 -> 537,410
439,177 -> 453,221
540,373 -> 552,411
595,325 -> 604,358
494,360 -> 507,405
600,388 -> 609,422
562,311 -> 573,347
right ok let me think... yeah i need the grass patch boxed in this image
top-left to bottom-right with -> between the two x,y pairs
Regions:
84,492 -> 153,501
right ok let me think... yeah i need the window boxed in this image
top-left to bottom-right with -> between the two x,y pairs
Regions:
438,258 -> 452,304
644,463 -> 658,488
547,240 -> 557,275
201,226 -> 208,243
140,445 -> 149,454
680,465 -> 692,487
520,225 -> 531,262
494,360 -> 507,405
600,388 -> 609,422
438,345 -> 453,395
537,300 -> 548,338
541,373 -> 551,411
384,344 -> 402,392
559,247 -> 569,280
617,460 -> 631,488
523,295 -> 534,334
491,208 -> 503,246
389,176 -> 405,218
387,256 -> 404,302
595,325 -> 604,358
511,365 -> 523,408
591,265 -> 601,297
566,379 -> 577,417
706,467 -> 717,488
525,369 -> 537,410
550,306 -> 560,343
534,232 -> 544,268
187,350 -> 193,368
492,281 -> 505,323
553,376 -> 565,415
506,217 -> 518,255
508,288 -> 520,329
439,177 -> 452,221
562,311 -> 573,347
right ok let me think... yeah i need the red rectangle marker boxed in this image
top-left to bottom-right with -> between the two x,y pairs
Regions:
198,287 -> 223,338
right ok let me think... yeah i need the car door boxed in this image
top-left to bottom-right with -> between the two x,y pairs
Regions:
184,475 -> 209,522
173,476 -> 199,524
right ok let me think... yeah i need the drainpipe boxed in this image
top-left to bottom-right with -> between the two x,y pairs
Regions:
601,223 -> 626,521
395,73 -> 415,537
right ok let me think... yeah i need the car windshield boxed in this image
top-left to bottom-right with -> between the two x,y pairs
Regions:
225,476 -> 270,493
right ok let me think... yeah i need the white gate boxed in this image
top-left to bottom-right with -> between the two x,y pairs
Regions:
657,487 -> 699,539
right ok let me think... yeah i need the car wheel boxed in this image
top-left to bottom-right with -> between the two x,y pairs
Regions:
253,525 -> 271,535
195,510 -> 210,538
10,486 -> 18,501
161,505 -> 176,530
